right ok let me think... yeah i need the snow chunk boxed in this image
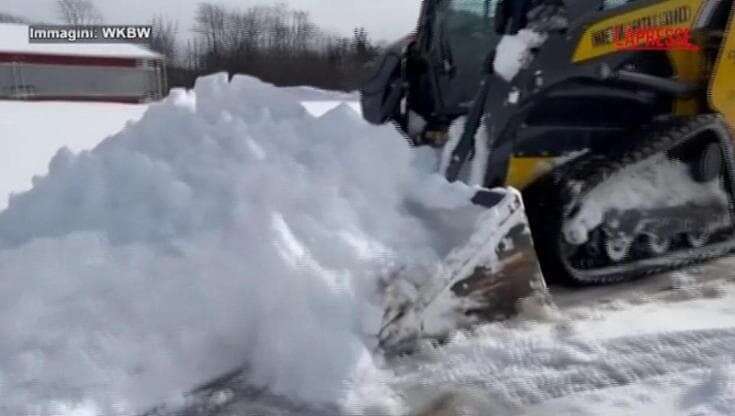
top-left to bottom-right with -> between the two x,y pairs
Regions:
493,30 -> 547,82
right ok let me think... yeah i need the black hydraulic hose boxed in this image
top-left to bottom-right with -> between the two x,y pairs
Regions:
613,70 -> 698,97
445,70 -> 494,182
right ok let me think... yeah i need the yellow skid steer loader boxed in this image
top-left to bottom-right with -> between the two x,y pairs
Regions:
363,0 -> 735,353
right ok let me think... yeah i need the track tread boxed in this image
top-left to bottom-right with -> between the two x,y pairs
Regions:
525,114 -> 735,286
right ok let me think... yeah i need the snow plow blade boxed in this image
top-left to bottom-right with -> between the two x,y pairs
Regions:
379,188 -> 548,355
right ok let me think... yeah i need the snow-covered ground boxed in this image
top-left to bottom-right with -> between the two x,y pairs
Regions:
392,261 -> 735,416
169,260 -> 735,416
1,74 -> 734,416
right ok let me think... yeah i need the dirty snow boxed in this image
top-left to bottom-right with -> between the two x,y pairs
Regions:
0,73 -> 483,415
0,100 -> 148,210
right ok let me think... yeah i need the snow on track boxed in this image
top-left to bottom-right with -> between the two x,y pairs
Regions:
563,153 -> 730,245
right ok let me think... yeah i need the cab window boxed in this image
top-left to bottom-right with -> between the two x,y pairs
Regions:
449,0 -> 498,18
426,0 -> 499,115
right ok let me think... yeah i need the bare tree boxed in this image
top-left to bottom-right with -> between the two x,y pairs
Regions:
182,2 -> 383,90
193,3 -> 227,62
290,11 -> 315,53
150,15 -> 178,64
56,0 -> 103,25
0,12 -> 27,23
352,27 -> 378,64
183,39 -> 204,71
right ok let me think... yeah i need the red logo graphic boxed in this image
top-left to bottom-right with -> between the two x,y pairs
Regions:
614,27 -> 700,51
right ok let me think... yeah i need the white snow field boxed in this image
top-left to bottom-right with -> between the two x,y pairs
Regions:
0,101 -> 149,210
1,73 -> 735,416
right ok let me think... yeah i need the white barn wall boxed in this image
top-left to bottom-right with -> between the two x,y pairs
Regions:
0,62 -> 161,100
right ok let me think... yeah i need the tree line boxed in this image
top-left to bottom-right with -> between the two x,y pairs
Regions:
158,3 -> 382,91
2,1 -> 383,92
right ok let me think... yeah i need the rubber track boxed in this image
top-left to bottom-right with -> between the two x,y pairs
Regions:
525,114 -> 735,285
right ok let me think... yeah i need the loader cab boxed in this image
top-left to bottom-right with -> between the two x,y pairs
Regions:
412,0 -> 501,120
359,0 -> 500,135
410,0 -> 593,123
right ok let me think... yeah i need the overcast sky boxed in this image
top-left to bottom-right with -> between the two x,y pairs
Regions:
2,0 -> 420,42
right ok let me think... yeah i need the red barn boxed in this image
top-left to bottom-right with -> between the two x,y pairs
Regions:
0,23 -> 166,103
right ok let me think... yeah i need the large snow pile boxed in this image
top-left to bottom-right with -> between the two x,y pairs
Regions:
0,73 -> 480,415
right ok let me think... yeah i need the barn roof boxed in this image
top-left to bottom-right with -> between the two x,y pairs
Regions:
0,23 -> 162,60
